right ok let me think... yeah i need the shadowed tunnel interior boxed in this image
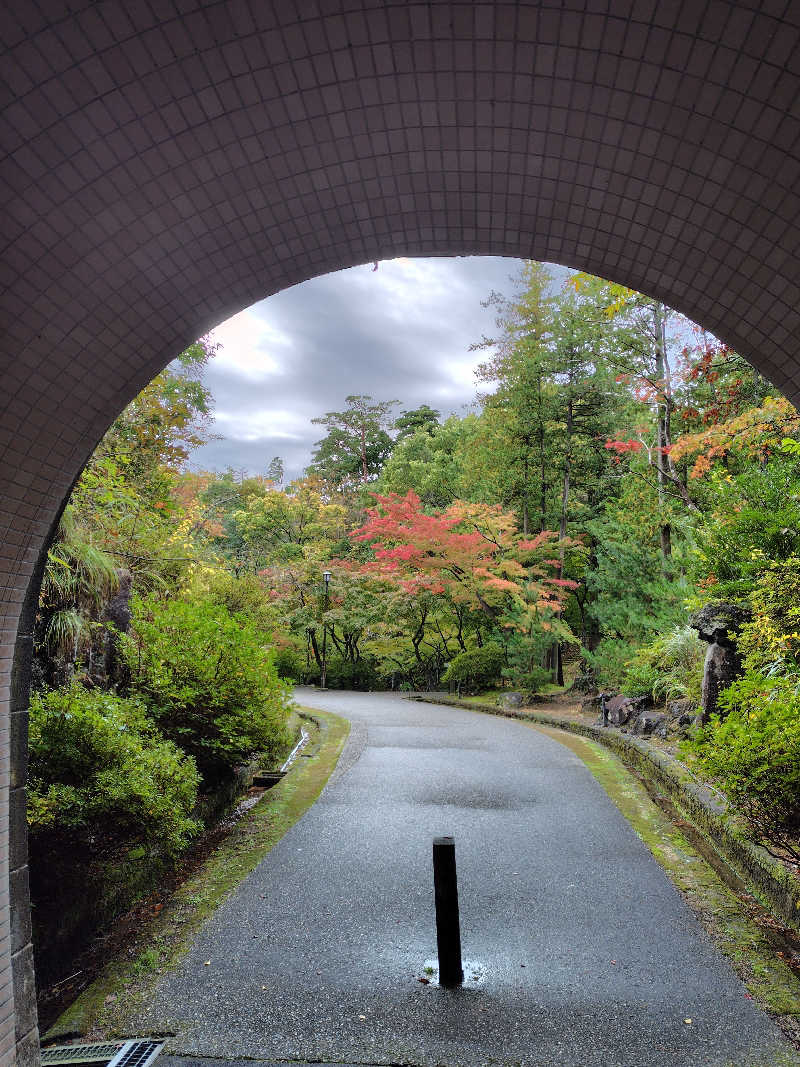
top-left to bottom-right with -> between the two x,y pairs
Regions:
3,2 -> 800,1062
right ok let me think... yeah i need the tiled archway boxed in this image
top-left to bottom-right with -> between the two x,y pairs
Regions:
3,2 -> 800,1062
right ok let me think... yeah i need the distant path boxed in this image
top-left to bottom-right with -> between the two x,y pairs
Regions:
135,690 -> 789,1066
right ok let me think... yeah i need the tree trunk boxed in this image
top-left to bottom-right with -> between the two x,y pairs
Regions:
308,628 -> 322,669
522,450 -> 529,536
653,303 -> 672,565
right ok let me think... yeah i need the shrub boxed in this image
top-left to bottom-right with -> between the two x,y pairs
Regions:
623,626 -> 704,702
581,639 -> 633,691
122,594 -> 291,782
323,657 -> 380,691
502,631 -> 555,696
28,684 -> 200,859
734,556 -> 800,678
442,644 -> 505,694
684,673 -> 800,859
272,641 -> 306,681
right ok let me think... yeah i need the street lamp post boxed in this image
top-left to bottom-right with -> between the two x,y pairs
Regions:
321,570 -> 331,689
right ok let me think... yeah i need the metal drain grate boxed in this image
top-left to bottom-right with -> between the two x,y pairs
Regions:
41,1040 -> 163,1067
107,1041 -> 163,1067
42,1043 -> 126,1066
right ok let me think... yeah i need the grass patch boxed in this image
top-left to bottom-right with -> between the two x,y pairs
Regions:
530,722 -> 800,1052
456,683 -> 567,706
45,705 -> 349,1043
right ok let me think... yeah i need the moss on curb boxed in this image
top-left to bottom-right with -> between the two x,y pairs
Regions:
530,725 -> 800,1029
45,706 -> 349,1043
410,693 -> 800,935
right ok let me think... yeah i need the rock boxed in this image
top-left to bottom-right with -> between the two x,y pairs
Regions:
601,692 -> 648,726
667,698 -> 696,720
101,568 -> 132,686
499,692 -> 524,710
689,601 -> 751,647
631,711 -> 667,736
689,601 -> 752,723
654,698 -> 700,738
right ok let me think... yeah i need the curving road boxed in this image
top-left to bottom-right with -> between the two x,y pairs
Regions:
141,690 -> 792,1066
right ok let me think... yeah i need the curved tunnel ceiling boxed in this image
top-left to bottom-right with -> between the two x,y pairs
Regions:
3,1 -> 800,506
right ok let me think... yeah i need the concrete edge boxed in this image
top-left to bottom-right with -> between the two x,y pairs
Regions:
408,693 -> 800,934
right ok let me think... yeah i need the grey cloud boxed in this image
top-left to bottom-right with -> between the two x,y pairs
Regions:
190,256 -> 531,480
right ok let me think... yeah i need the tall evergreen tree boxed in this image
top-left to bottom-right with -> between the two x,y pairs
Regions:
308,394 -> 398,488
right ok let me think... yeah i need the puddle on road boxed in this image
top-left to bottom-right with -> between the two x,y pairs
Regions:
416,959 -> 487,988
418,786 -> 528,810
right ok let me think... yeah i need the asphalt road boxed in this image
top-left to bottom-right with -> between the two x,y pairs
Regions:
137,690 -> 792,1066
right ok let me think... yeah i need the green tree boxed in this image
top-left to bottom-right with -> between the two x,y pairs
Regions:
379,415 -> 479,509
266,456 -> 285,485
394,404 -> 441,440
308,394 -> 398,487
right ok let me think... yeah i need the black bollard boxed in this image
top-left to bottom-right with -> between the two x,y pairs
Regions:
432,835 -> 464,986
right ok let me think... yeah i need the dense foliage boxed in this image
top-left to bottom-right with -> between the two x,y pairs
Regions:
441,645 -> 506,695
28,685 -> 200,859
32,260 -> 800,875
30,339 -> 291,854
123,594 -> 291,781
686,677 -> 800,860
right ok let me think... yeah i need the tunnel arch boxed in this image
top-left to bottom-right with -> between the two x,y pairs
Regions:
3,1 -> 800,1061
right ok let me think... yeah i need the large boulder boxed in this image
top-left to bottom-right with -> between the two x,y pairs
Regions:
689,601 -> 752,723
602,692 -> 647,726
499,691 -> 525,710
631,710 -> 667,736
689,601 -> 751,648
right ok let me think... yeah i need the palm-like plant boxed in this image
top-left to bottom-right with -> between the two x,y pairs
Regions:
37,507 -> 119,685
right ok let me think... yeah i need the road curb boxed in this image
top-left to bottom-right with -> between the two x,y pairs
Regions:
408,692 -> 800,935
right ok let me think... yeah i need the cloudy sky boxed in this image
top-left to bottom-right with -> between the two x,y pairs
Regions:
190,256 -> 533,481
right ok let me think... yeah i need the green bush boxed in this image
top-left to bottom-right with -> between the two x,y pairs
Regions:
442,644 -> 505,694
323,658 -> 380,691
623,626 -> 704,702
28,684 -> 200,859
684,673 -> 800,859
272,641 -> 306,681
123,594 -> 291,782
501,626 -> 554,696
581,639 -> 633,690
734,556 -> 800,678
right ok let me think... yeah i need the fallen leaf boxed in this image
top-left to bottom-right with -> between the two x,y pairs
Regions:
684,1018 -> 692,1025
418,977 -> 430,985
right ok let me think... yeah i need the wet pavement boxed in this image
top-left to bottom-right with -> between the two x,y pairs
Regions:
135,690 -> 793,1066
